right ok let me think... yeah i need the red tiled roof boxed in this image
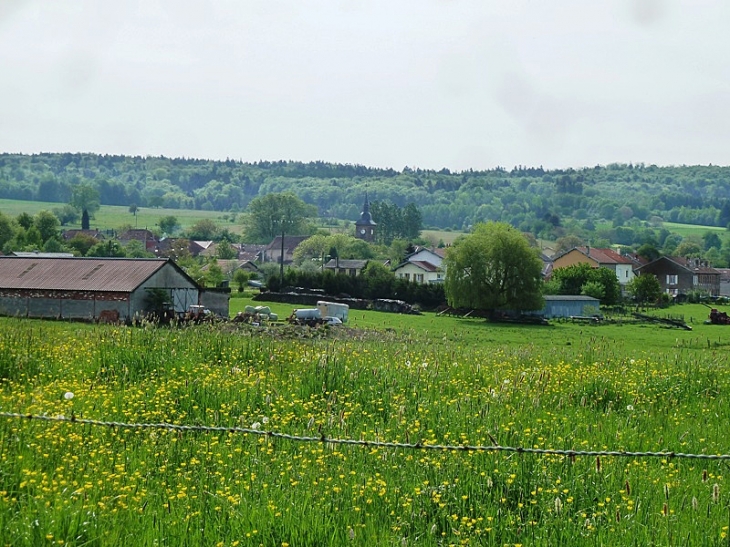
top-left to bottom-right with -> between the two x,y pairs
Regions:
0,257 -> 178,292
410,260 -> 440,272
575,247 -> 634,265
395,260 -> 440,272
264,235 -> 310,251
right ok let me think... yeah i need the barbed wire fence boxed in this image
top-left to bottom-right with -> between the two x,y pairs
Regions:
2,411 -> 730,461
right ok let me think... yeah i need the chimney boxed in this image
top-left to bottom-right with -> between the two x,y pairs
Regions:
586,246 -> 590,256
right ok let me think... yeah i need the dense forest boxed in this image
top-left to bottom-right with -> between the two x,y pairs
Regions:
2,153 -> 730,241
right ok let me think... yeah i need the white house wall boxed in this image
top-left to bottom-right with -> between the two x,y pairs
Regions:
615,264 -> 635,285
394,263 -> 441,284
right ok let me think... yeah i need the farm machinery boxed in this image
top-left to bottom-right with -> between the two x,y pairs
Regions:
708,308 -> 730,325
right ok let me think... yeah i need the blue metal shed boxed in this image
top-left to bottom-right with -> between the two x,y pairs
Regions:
540,295 -> 601,318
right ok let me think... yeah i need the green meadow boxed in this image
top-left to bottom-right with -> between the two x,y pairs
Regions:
661,222 -> 726,239
1,304 -> 730,546
594,220 -> 725,241
0,199 -> 239,234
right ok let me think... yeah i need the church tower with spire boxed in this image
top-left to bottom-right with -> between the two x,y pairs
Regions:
355,193 -> 377,243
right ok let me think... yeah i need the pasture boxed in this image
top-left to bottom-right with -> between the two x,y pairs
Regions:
1,308 -> 729,546
0,199 -> 238,235
662,221 -> 726,239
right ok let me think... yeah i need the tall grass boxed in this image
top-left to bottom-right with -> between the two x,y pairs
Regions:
0,318 -> 728,545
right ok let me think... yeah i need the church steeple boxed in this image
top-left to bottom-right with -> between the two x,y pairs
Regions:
355,192 -> 377,242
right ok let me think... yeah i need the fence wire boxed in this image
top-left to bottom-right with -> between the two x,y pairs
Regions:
2,411 -> 730,461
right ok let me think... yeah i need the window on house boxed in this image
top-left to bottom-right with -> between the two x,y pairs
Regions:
666,274 -> 678,285
404,273 -> 410,281
415,274 -> 424,283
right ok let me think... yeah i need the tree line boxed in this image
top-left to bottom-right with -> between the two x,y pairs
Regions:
4,153 -> 730,239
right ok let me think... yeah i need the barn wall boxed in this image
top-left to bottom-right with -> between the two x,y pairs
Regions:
0,290 -> 130,321
199,288 -> 231,317
132,263 -> 199,315
0,296 -> 28,317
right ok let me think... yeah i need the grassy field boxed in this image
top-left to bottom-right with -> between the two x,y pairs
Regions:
662,221 -> 726,239
231,295 -> 726,350
0,198 -> 240,234
4,198 -> 726,248
1,304 -> 730,545
594,219 -> 726,241
420,229 -> 463,246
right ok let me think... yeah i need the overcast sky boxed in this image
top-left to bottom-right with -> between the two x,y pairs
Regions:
1,0 -> 728,171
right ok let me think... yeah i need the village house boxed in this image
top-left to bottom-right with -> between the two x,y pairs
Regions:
61,229 -> 105,242
262,235 -> 310,264
551,246 -> 636,286
118,228 -> 160,254
393,247 -> 446,284
153,238 -> 208,258
635,256 -> 721,297
324,258 -> 369,276
716,268 -> 730,297
393,260 -> 442,283
236,243 -> 265,263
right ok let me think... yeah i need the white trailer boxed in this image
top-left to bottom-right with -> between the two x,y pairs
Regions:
292,308 -> 321,320
316,301 -> 349,323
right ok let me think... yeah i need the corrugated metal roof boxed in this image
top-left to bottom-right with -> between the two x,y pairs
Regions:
0,257 -> 175,292
11,252 -> 75,258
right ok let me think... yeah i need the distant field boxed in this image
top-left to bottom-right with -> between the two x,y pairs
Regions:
420,229 -> 463,245
662,221 -> 726,238
595,220 -> 726,239
1,198 -> 726,243
0,198 -> 241,234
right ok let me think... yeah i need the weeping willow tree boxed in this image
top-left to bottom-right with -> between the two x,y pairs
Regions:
444,222 -> 544,313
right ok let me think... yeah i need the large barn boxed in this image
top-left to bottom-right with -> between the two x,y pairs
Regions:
0,256 -> 216,322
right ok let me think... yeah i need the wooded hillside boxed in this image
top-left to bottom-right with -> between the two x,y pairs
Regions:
3,153 -> 730,239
